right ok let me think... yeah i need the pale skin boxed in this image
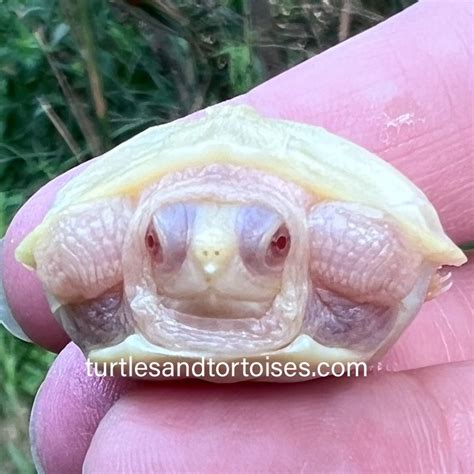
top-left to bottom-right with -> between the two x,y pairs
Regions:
2,1 -> 473,472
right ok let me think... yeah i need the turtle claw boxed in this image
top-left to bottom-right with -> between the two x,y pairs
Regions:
425,269 -> 453,301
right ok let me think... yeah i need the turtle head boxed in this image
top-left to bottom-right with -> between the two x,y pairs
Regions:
142,202 -> 290,319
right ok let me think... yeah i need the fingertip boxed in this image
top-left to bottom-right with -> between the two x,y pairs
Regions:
30,343 -> 134,474
83,362 -> 474,473
2,164 -> 89,351
242,1 -> 474,243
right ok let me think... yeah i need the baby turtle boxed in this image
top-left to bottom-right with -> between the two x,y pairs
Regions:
13,105 -> 466,380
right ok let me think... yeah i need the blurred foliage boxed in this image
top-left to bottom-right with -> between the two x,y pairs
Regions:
0,0 -> 416,471
0,0 -> 416,224
0,328 -> 54,473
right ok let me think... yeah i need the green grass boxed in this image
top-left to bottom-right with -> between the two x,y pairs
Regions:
0,0 -> 415,471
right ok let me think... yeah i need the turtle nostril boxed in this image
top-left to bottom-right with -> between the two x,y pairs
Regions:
193,245 -> 232,279
202,249 -> 222,259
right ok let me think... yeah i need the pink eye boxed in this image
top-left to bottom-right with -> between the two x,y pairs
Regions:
237,205 -> 290,275
146,233 -> 155,249
144,203 -> 193,273
266,225 -> 291,265
145,225 -> 163,262
273,234 -> 289,252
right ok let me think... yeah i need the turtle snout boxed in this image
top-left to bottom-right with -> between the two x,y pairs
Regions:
191,234 -> 235,281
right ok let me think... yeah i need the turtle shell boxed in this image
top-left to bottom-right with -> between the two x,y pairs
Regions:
15,105 -> 466,269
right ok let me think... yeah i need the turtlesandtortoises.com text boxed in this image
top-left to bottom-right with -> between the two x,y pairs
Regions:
85,357 -> 368,379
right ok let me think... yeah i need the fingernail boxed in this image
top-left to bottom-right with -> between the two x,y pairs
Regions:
0,237 -> 32,342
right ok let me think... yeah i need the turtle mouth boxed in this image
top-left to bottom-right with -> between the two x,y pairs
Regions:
160,289 -> 275,320
128,254 -> 307,355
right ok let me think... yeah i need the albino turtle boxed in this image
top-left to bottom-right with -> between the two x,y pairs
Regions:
14,105 -> 466,381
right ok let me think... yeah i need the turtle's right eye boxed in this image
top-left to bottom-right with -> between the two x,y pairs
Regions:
146,203 -> 194,273
145,224 -> 163,262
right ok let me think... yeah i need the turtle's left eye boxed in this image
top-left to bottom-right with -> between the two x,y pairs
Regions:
236,205 -> 290,275
266,225 -> 291,267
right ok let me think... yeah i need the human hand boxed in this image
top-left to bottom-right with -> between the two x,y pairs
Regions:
2,1 -> 473,472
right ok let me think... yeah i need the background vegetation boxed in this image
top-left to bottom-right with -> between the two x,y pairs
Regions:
0,0 -> 416,471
